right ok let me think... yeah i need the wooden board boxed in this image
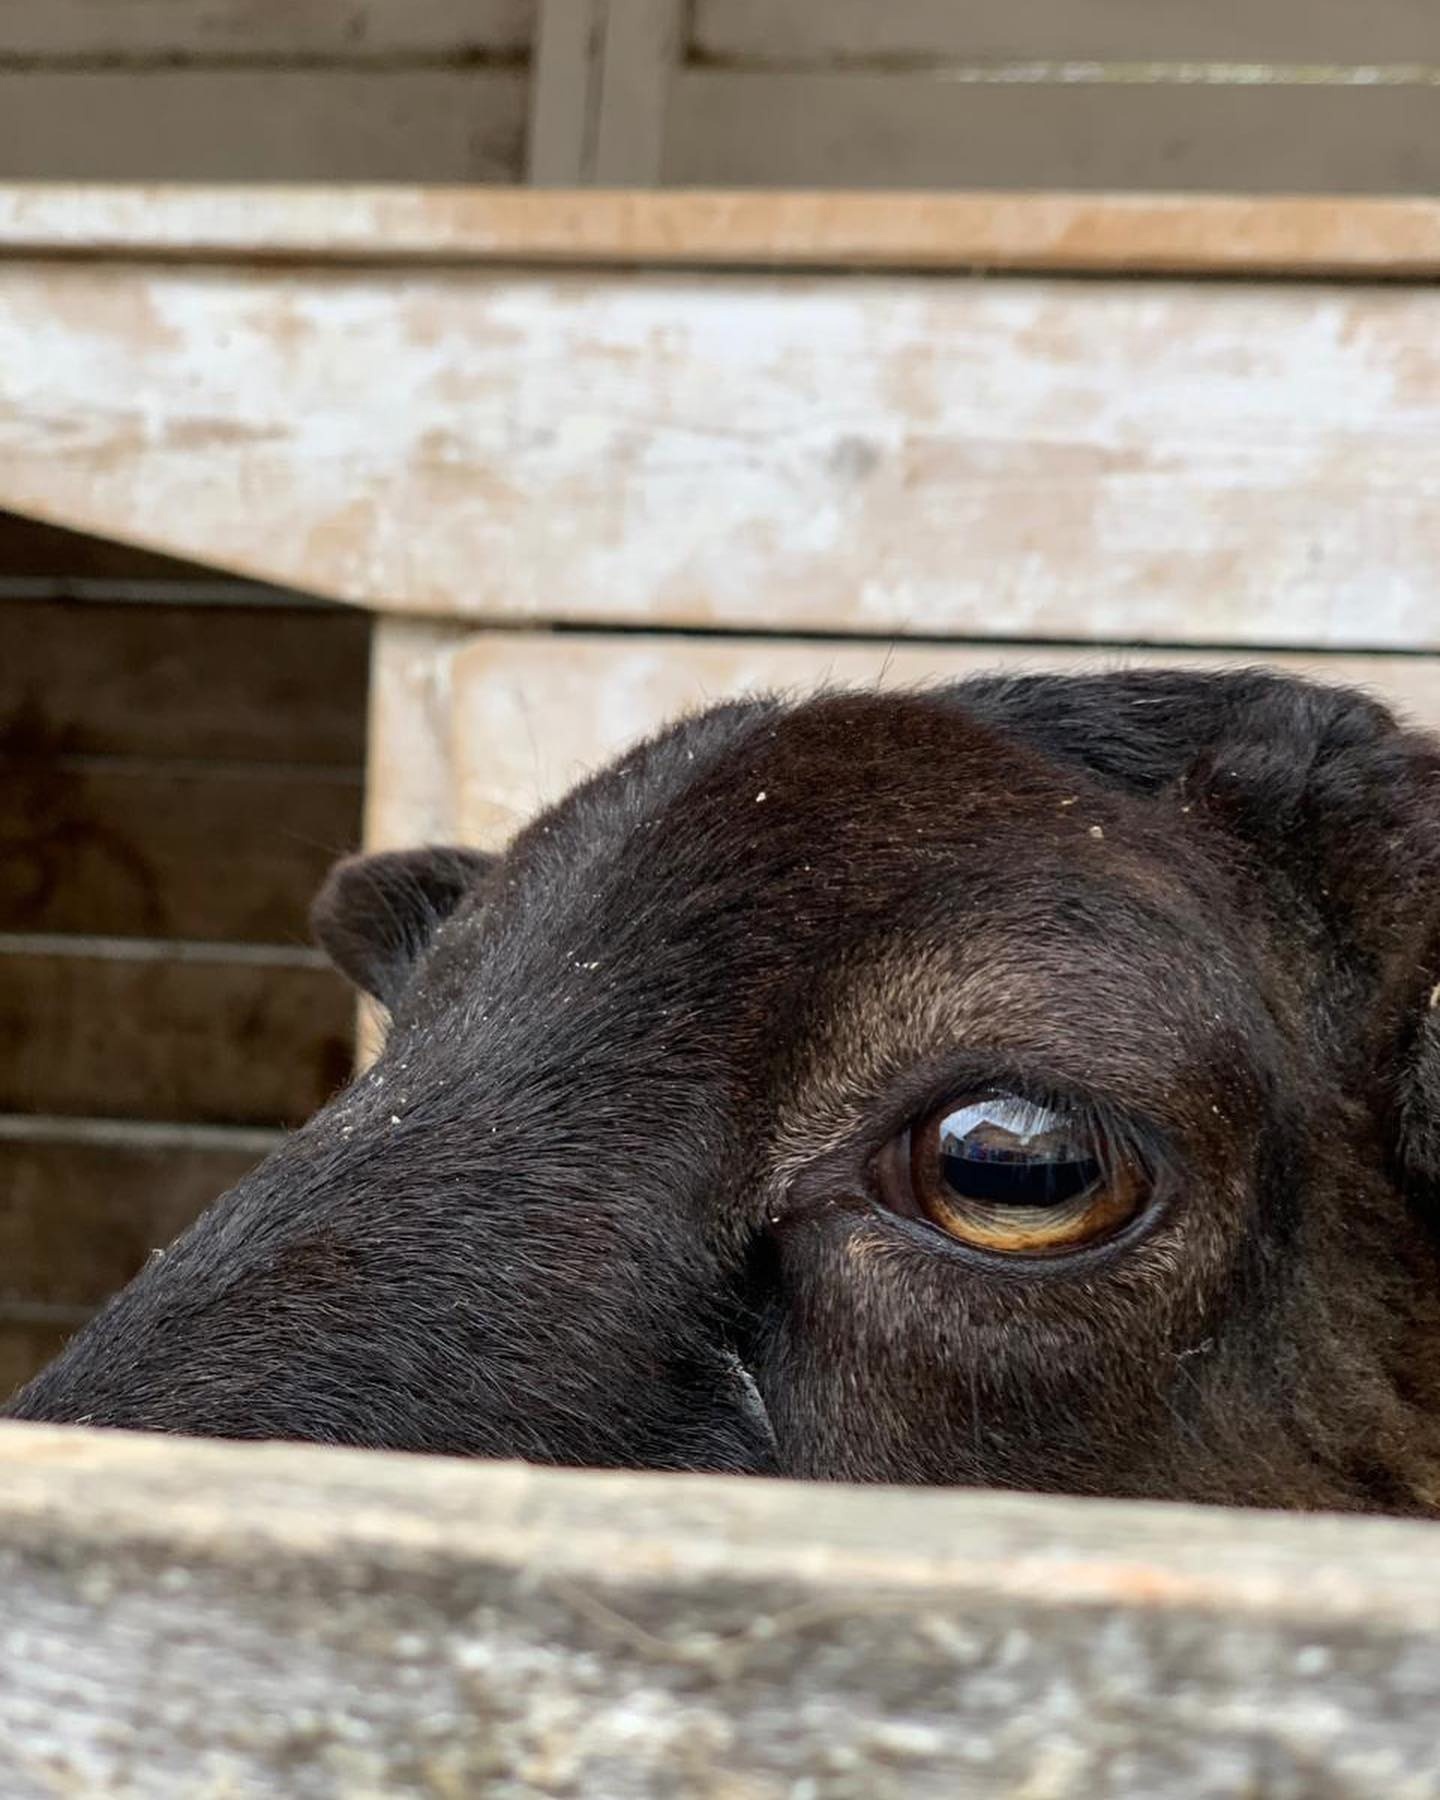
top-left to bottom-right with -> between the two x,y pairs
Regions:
4,187 -> 1440,276
0,69 -> 526,182
1,598 -> 370,764
0,1124 -> 267,1311
2,1423 -> 1440,1794
0,940 -> 354,1126
0,1 -> 534,60
668,70 -> 1440,194
7,263 -> 1436,646
0,760 -> 361,941
429,635 -> 1440,847
693,0 -> 1440,66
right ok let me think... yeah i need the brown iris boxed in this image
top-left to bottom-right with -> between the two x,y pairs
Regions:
887,1093 -> 1148,1256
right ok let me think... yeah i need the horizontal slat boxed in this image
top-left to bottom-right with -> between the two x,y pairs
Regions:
0,758 -> 361,940
0,70 -> 526,182
5,265 -> 1438,645
0,1 -> 534,61
441,635 -> 1440,844
0,1132 -> 259,1310
3,186 -> 1440,276
3,1425 -> 1440,1792
0,598 -> 370,764
668,70 -> 1440,194
693,0 -> 1440,66
0,946 -> 353,1124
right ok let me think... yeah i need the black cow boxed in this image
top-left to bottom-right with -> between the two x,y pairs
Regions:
11,669 -> 1440,1515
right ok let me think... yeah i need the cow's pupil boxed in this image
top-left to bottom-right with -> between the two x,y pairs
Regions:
938,1098 -> 1100,1210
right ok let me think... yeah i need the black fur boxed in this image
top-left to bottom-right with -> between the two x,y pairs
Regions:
12,669 -> 1440,1513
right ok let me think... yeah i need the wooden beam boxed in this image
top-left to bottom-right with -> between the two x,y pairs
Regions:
667,70 -> 1440,196
1,1421 -> 1439,1791
4,259 -> 1439,644
439,634 -> 1440,843
692,0 -> 1440,66
2,186 -> 1439,275
0,1 -> 535,61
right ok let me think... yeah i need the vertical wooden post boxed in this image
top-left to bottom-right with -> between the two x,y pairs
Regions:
593,0 -> 683,184
526,0 -> 606,184
527,0 -> 682,185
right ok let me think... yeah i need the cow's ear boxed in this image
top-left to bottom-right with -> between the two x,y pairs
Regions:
1166,676 -> 1440,1199
310,846 -> 495,1008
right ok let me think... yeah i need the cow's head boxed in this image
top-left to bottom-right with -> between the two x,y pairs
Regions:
12,670 -> 1440,1513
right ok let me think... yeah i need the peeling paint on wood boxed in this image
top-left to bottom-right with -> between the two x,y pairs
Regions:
3,259 -> 1438,644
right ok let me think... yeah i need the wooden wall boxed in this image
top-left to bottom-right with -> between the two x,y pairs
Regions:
0,0 -> 534,181
670,0 -> 1440,192
3,0 -> 1440,191
0,515 -> 367,1395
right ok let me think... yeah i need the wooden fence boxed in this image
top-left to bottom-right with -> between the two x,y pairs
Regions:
3,1420 -> 1440,1796
2,0 -> 1440,190
0,518 -> 366,1393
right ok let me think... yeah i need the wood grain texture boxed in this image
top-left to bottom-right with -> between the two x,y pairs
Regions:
438,634 -> 1440,845
0,1 -> 535,60
0,759 -> 361,940
1,598 -> 370,763
0,1129 -> 263,1311
692,0 -> 1440,66
1,1422 -> 1440,1796
0,69 -> 526,182
0,942 -> 353,1125
668,70 -> 1440,194
4,263 -> 1437,644
4,186 -> 1440,274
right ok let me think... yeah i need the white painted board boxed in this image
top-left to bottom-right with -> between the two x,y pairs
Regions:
2,263 -> 1438,645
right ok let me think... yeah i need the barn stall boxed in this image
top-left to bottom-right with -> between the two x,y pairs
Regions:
2,180 -> 1439,1793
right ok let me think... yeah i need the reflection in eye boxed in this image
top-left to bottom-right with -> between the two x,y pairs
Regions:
938,1097 -> 1102,1208
892,1092 -> 1149,1256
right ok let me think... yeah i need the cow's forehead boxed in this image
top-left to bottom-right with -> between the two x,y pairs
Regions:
408,683 -> 1263,1066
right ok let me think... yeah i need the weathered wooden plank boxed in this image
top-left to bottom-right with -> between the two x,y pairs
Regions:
440,635 -> 1440,843
4,186 -> 1440,277
0,759 -> 361,940
1,1423 -> 1439,1796
0,70 -> 526,182
4,264 -> 1436,645
693,0 -> 1440,67
0,940 -> 353,1125
668,70 -> 1440,194
0,1123 -> 265,1310
0,1 -> 534,60
0,598 -> 370,764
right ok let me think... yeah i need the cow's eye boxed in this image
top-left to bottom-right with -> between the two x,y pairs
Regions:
885,1093 -> 1148,1255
